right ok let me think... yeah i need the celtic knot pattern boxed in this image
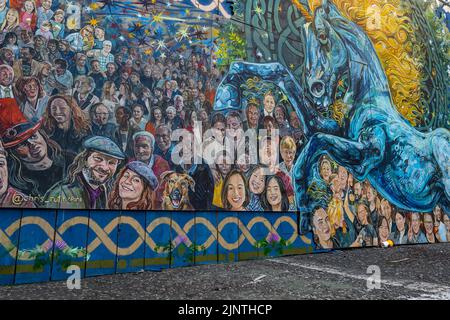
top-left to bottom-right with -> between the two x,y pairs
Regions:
0,215 -> 311,261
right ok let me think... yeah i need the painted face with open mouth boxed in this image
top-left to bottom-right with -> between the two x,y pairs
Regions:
86,152 -> 119,186
118,169 -> 144,202
226,173 -> 246,211
163,173 -> 195,209
169,188 -> 183,209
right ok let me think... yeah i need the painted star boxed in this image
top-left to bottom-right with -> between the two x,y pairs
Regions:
289,64 -> 295,69
89,18 -> 99,26
153,13 -> 163,23
89,3 -> 100,10
185,9 -> 190,16
144,48 -> 153,55
130,22 -> 144,33
254,6 -> 263,16
160,52 -> 166,59
156,39 -> 167,50
177,27 -> 189,41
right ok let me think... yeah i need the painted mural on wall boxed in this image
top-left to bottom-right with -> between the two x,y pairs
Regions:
0,0 -> 448,250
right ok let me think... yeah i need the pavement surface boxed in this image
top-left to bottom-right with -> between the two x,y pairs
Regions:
1,243 -> 449,300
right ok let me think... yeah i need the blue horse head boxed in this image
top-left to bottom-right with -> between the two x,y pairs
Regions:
302,0 -> 391,122
303,4 -> 348,114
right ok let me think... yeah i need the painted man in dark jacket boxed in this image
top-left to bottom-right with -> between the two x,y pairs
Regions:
44,136 -> 125,209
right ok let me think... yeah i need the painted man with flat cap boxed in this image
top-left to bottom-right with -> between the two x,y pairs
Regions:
44,136 -> 125,209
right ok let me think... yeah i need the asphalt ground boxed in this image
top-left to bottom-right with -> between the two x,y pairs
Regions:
0,243 -> 449,300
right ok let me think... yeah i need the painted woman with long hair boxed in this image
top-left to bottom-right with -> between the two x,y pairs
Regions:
43,95 -> 91,164
261,175 -> 290,212
221,169 -> 250,211
108,161 -> 158,210
0,8 -> 20,34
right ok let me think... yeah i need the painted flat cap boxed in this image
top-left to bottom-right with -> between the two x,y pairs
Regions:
83,136 -> 125,160
126,161 -> 159,190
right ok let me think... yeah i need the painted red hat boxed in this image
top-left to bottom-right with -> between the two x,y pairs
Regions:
0,98 -> 28,138
1,120 -> 43,149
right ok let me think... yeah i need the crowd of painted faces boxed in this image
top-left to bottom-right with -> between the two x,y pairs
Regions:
0,0 -> 447,249
0,0 -> 306,213
311,156 -> 450,249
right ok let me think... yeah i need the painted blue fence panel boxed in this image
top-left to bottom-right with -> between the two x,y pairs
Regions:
0,209 -> 22,285
195,211 -> 218,266
14,209 -> 57,284
170,211 -> 196,268
51,210 -> 90,281
217,211 -> 238,264
85,210 -> 119,277
144,211 -> 171,271
116,211 -> 146,273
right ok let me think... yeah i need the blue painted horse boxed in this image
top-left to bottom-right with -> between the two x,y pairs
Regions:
213,0 -> 449,234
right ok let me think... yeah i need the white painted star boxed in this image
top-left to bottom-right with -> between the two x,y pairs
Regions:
157,40 -> 167,50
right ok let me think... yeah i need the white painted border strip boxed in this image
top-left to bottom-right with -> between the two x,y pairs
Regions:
267,258 -> 450,300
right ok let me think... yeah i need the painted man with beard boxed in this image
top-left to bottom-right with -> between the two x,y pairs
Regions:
44,136 -> 125,209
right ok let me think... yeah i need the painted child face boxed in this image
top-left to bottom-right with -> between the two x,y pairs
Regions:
226,173 -> 246,210
133,107 -> 143,120
24,1 -> 34,13
379,218 -> 389,242
280,146 -> 296,167
95,28 -> 105,39
320,160 -> 332,182
154,109 -> 162,121
381,200 -> 392,220
423,214 -> 434,235
54,13 -> 64,23
274,106 -> 285,124
6,10 -> 17,24
443,214 -> 450,232
357,205 -> 369,225
395,213 -> 405,232
411,213 -> 421,234
119,169 -> 144,202
247,105 -> 259,128
313,208 -> 332,244
42,0 -> 52,10
263,94 -> 275,114
266,177 -> 282,209
249,168 -> 265,195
